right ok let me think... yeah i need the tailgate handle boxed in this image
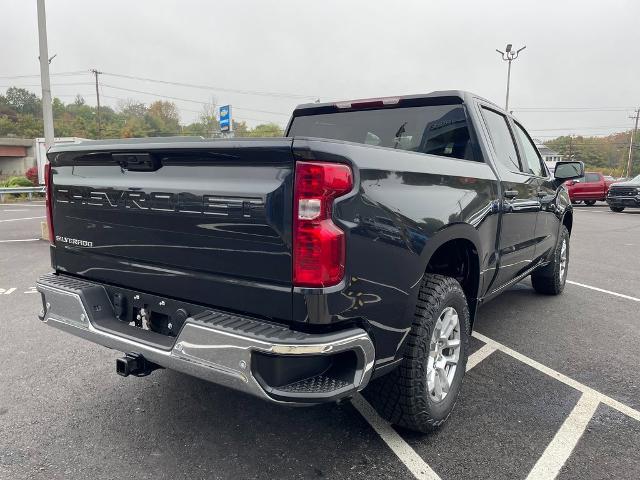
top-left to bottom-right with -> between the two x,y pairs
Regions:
113,153 -> 160,172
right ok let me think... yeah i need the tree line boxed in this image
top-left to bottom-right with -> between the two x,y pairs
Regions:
546,132 -> 638,177
0,87 -> 283,140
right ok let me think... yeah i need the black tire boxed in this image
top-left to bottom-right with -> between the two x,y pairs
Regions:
610,206 -> 625,212
531,225 -> 569,295
584,200 -> 596,206
363,274 -> 470,433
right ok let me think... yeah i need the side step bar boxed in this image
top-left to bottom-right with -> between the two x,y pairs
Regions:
36,273 -> 375,404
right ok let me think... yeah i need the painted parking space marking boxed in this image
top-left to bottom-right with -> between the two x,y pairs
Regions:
352,394 -> 442,480
567,280 -> 640,303
0,203 -> 44,206
0,238 -> 40,243
0,216 -> 45,223
525,393 -> 600,480
466,343 -> 496,371
473,332 -> 640,423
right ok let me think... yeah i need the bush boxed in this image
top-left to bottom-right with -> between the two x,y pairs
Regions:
3,176 -> 34,187
25,166 -> 38,185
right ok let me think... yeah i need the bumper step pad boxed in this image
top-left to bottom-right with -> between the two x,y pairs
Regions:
280,375 -> 351,394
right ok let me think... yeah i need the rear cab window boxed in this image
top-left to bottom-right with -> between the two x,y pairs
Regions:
288,103 -> 479,162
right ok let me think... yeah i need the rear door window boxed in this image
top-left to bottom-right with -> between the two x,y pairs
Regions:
480,108 -> 521,172
513,122 -> 546,177
288,104 -> 477,161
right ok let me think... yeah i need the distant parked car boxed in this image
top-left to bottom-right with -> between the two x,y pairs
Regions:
565,172 -> 610,205
606,174 -> 640,212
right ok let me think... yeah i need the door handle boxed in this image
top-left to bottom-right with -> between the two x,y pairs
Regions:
503,190 -> 518,199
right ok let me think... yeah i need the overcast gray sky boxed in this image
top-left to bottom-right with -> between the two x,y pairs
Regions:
2,0 -> 639,138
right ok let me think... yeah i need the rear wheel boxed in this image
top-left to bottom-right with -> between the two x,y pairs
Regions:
531,225 -> 569,295
610,206 -> 625,212
584,200 -> 596,206
363,274 -> 469,433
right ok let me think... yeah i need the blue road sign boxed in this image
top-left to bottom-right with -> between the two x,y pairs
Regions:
219,105 -> 231,132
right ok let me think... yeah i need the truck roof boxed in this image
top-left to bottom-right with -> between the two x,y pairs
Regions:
292,90 -> 501,115
47,136 -> 286,154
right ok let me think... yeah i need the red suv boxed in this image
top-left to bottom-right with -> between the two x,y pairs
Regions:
565,172 -> 613,205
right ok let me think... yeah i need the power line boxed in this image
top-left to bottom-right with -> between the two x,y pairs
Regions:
529,125 -> 634,131
63,93 -> 284,125
0,82 -> 94,88
512,105 -> 634,112
99,83 -> 290,116
533,134 -> 633,141
514,107 -> 635,112
0,70 -> 89,79
100,71 -> 317,100
0,82 -> 291,119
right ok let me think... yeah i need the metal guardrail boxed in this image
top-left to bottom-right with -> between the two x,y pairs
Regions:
0,186 -> 45,201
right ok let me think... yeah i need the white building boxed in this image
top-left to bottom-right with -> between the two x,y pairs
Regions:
534,140 -> 563,173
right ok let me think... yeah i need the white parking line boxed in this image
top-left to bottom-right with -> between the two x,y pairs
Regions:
0,238 -> 40,243
525,393 -> 600,480
466,344 -> 496,371
0,203 -> 44,206
352,394 -> 442,480
567,280 -> 640,302
0,216 -> 45,223
473,332 -> 640,423
1,209 -> 29,212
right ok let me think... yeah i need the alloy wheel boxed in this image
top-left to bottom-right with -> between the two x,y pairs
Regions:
427,306 -> 461,402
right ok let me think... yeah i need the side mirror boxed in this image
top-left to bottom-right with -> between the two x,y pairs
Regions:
554,161 -> 584,181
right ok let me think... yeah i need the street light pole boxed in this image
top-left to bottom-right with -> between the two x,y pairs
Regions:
496,44 -> 526,111
37,0 -> 55,149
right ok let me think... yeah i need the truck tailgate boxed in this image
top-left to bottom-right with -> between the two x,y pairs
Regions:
48,138 -> 294,321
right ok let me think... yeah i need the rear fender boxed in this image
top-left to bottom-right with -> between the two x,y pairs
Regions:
390,224 -> 483,361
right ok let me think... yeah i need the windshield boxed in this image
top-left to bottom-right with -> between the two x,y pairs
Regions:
288,104 -> 477,162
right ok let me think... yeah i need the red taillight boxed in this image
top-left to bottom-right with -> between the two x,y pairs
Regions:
44,162 -> 54,243
293,161 -> 353,288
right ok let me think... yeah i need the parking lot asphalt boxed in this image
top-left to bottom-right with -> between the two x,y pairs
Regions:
1,201 -> 638,480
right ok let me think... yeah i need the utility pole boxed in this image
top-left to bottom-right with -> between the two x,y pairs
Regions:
91,68 -> 102,138
37,0 -> 55,149
496,44 -> 526,111
568,135 -> 573,161
627,108 -> 640,177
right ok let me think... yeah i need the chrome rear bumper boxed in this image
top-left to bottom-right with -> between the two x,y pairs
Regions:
36,273 -> 374,404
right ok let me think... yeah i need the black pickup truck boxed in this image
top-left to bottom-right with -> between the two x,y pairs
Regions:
37,91 -> 583,432
606,174 -> 640,212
